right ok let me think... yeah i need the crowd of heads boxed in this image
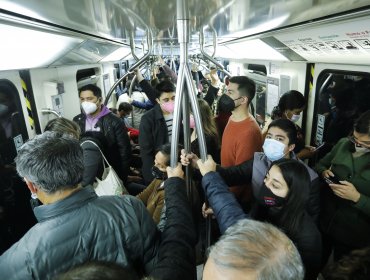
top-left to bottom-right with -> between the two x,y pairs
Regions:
3,63 -> 370,280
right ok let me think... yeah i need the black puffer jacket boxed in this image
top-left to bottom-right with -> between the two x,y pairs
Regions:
73,112 -> 131,184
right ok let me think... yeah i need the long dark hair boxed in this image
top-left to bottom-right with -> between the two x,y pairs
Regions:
271,90 -> 305,120
270,158 -> 310,239
192,99 -> 220,148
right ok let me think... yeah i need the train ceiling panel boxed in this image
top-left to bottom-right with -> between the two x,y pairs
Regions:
273,15 -> 370,64
0,0 -> 370,69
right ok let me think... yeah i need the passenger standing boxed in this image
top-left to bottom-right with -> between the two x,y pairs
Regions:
117,102 -> 140,142
56,163 -> 197,280
44,117 -> 103,188
315,110 -> 370,263
136,144 -> 173,225
73,84 -> 131,185
218,76 -> 262,203
139,81 -> 177,184
198,158 -> 322,279
190,99 -> 220,162
263,90 -> 316,160
203,68 -> 231,136
202,219 -> 304,280
0,132 -> 158,279
182,119 -> 320,224
117,80 -> 151,130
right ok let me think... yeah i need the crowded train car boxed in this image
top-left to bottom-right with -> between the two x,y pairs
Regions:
1,0 -> 370,279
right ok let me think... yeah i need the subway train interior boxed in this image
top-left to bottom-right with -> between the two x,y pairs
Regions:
1,0 -> 370,279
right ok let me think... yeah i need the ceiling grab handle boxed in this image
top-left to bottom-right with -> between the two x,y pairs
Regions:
318,73 -> 333,96
172,0 -> 210,251
128,30 -> 153,72
41,108 -> 61,118
104,31 -> 153,106
128,74 -> 138,127
169,42 -> 177,74
129,30 -> 140,61
200,28 -> 232,77
104,72 -> 131,106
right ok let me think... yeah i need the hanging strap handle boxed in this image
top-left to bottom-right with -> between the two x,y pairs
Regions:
80,140 -> 110,168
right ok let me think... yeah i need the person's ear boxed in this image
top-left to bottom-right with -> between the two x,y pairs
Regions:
156,98 -> 161,104
24,178 -> 38,194
284,110 -> 292,119
287,143 -> 296,152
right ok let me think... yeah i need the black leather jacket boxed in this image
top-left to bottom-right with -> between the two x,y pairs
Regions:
73,112 -> 131,184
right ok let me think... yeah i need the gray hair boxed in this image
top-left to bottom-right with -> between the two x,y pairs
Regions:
208,219 -> 304,280
15,131 -> 84,193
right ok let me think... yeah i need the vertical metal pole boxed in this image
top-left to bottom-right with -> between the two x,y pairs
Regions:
184,64 -> 207,159
170,64 -> 185,167
128,74 -> 137,127
175,0 -> 211,257
182,92 -> 192,204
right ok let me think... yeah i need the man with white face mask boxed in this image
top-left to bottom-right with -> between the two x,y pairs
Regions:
73,84 -> 131,184
182,119 -> 320,224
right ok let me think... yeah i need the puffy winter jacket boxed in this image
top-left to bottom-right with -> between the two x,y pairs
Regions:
0,187 -> 159,279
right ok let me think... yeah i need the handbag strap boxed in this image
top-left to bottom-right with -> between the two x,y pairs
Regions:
80,140 -> 111,168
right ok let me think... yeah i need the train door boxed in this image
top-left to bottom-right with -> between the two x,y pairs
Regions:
308,64 -> 370,163
0,75 -> 37,253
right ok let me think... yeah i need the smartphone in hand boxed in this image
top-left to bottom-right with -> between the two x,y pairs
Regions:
324,174 -> 341,185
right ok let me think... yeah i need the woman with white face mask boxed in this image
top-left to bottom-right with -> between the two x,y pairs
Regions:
315,110 -> 370,265
262,90 -> 316,160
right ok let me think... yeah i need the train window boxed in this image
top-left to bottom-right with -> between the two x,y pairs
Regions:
312,70 -> 370,159
244,64 -> 267,127
76,68 -> 101,89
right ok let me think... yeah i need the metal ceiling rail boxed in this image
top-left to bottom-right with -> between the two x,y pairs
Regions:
199,28 -> 232,77
104,31 -> 153,106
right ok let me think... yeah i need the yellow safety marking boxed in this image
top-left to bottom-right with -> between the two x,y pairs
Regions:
21,77 -> 35,130
309,64 -> 315,93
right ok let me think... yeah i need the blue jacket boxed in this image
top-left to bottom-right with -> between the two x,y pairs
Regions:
202,172 -> 248,234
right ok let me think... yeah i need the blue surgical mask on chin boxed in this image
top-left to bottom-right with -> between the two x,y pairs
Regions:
290,114 -> 301,123
263,139 -> 287,161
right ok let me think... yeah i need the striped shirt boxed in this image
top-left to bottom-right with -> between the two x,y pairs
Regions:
164,114 -> 173,142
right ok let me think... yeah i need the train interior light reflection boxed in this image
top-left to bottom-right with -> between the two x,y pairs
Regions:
218,39 -> 289,61
0,24 -> 83,70
101,47 -> 131,62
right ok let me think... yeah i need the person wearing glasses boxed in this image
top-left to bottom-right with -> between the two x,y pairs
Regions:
315,110 -> 370,265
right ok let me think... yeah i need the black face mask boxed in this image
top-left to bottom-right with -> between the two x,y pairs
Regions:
255,184 -> 286,208
30,197 -> 42,210
152,166 -> 167,180
218,94 -> 242,113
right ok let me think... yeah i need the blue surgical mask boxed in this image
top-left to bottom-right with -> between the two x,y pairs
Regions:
263,139 -> 287,161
